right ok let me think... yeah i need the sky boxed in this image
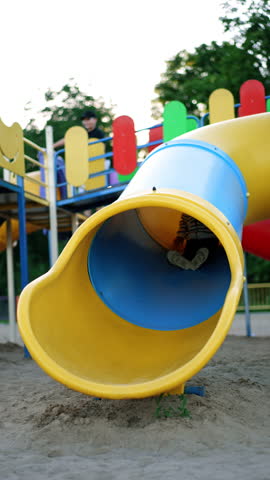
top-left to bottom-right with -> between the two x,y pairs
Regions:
1,0 -> 229,136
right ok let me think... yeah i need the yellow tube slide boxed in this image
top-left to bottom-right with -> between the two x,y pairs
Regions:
18,114 -> 270,399
0,219 -> 40,252
182,113 -> 270,225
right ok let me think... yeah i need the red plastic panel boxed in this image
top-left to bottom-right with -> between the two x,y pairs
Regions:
148,125 -> 163,153
238,80 -> 266,117
242,219 -> 270,260
113,116 -> 137,175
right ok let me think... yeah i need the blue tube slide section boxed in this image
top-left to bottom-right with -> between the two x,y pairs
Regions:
88,139 -> 247,331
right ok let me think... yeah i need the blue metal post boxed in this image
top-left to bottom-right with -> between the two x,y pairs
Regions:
17,176 -> 29,288
17,176 -> 31,358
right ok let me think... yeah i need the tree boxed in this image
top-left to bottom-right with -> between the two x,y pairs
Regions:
220,0 -> 270,75
153,41 -> 265,117
25,80 -> 115,149
153,0 -> 270,117
246,253 -> 270,283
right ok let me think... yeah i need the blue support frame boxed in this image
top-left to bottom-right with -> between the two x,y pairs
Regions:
0,177 -> 29,288
57,183 -> 127,210
0,178 -> 21,193
17,176 -> 29,289
17,176 -> 30,357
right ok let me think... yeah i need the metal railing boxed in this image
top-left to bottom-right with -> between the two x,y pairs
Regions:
23,137 -> 49,204
55,123 -> 164,195
238,283 -> 270,311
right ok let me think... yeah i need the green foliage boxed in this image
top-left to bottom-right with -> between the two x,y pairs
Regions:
246,253 -> 270,283
0,231 -> 70,296
0,249 -> 7,294
220,0 -> 270,75
0,231 -> 50,296
153,1 -> 270,117
153,42 -> 265,116
155,394 -> 191,419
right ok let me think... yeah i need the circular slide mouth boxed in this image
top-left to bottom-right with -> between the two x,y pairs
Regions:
18,192 -> 243,399
88,204 -> 231,331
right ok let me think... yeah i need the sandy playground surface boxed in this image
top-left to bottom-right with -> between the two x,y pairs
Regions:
1,315 -> 270,480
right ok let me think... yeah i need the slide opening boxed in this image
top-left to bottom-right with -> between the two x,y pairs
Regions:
88,205 -> 231,331
23,198 -> 240,396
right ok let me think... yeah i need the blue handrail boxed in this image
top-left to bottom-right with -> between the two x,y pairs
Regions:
54,98 -> 270,189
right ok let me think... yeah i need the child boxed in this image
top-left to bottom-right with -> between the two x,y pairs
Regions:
167,214 -> 219,270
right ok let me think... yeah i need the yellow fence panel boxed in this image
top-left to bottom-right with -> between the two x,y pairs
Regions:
0,120 -> 25,175
238,283 -> 270,311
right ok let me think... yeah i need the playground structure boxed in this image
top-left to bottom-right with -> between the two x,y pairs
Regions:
0,79 -> 269,397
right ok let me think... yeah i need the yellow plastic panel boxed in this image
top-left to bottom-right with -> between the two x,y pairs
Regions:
85,138 -> 106,191
0,120 -> 25,175
209,89 -> 235,124
0,219 -> 40,252
11,171 -> 61,201
65,127 -> 89,187
137,206 -> 183,250
24,171 -> 42,197
181,113 -> 270,225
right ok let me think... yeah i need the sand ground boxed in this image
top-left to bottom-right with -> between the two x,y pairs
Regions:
1,314 -> 270,480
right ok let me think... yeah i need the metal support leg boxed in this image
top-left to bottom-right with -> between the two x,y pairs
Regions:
46,126 -> 58,266
71,213 -> 79,234
6,219 -> 16,343
243,253 -> 252,337
17,177 -> 29,289
17,176 -> 30,357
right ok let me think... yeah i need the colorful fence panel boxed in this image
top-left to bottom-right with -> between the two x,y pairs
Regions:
238,80 -> 266,117
113,116 -> 137,176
